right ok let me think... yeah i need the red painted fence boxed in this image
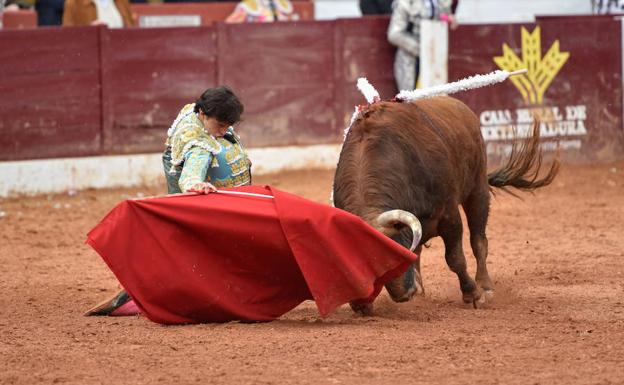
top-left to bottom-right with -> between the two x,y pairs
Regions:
0,18 -> 397,161
104,27 -> 218,153
0,27 -> 102,160
1,16 -> 623,163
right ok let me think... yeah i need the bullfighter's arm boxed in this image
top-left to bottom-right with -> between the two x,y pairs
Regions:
178,147 -> 213,193
387,2 -> 420,57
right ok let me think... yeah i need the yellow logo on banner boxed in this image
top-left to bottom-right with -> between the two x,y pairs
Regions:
494,27 -> 570,105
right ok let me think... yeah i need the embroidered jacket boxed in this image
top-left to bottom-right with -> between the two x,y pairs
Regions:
165,104 -> 251,193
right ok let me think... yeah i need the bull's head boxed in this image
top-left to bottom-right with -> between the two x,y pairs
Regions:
374,210 -> 423,302
349,209 -> 423,315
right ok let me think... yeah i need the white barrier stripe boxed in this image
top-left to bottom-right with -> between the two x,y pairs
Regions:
0,144 -> 343,198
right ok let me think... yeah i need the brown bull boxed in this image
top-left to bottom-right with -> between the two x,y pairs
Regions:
333,96 -> 559,313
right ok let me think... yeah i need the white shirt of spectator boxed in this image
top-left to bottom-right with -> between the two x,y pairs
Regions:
593,0 -> 624,14
93,0 -> 124,28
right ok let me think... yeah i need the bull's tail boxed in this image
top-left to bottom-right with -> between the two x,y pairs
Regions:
487,120 -> 560,195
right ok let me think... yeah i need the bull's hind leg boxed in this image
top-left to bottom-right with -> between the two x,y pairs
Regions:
463,187 -> 494,300
439,208 -> 481,305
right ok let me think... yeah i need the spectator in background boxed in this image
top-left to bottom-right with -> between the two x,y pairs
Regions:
387,0 -> 457,91
36,0 -> 64,25
62,0 -> 135,27
592,0 -> 624,14
164,0 -> 230,2
4,0 -> 33,11
360,0 -> 393,15
451,0 -> 458,13
226,0 -> 298,23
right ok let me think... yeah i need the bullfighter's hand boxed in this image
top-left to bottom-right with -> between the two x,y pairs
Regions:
188,182 -> 217,194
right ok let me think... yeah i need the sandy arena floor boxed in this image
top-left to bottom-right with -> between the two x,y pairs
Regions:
1,162 -> 623,385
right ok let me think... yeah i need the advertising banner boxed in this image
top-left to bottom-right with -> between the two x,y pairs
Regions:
448,18 -> 624,164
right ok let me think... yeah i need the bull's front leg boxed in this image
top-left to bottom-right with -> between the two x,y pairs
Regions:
439,209 -> 482,307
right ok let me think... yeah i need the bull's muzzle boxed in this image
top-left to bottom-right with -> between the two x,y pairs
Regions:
385,264 -> 418,302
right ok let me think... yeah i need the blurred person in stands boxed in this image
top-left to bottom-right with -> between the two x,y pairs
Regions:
35,0 -> 65,25
592,0 -> 624,14
360,0 -> 392,15
225,0 -> 298,23
62,0 -> 135,27
164,0 -> 230,2
85,86 -> 252,316
3,0 -> 32,11
388,0 -> 457,91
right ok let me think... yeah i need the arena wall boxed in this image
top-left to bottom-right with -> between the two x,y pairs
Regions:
1,16 -> 622,196
0,18 -> 395,163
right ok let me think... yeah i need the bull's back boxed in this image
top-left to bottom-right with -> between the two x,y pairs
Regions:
410,96 -> 483,155
408,97 -> 486,194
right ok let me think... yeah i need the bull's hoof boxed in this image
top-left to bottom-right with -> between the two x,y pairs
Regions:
462,288 -> 483,308
462,288 -> 495,308
349,301 -> 374,316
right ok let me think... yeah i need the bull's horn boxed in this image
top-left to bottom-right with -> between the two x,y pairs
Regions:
375,210 -> 422,252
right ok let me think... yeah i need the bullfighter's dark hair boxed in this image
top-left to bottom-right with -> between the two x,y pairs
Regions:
194,86 -> 244,126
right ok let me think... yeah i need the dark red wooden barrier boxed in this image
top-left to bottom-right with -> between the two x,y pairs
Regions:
0,18 -> 395,160
0,27 -> 102,160
104,27 -> 218,154
217,20 -> 337,147
0,17 -> 622,163
335,17 -> 397,130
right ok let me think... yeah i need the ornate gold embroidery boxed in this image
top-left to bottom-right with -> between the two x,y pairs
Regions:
211,171 -> 251,188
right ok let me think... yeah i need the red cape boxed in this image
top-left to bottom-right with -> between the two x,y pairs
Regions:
87,186 -> 417,324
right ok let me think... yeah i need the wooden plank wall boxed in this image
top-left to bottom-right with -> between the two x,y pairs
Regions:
1,16 -> 623,164
105,27 -> 218,154
0,27 -> 102,160
0,17 -> 396,161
